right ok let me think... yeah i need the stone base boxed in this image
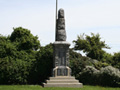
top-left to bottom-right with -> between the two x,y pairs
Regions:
43,76 -> 83,88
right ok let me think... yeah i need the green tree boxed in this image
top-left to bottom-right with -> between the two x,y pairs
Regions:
10,27 -> 40,51
102,53 -> 113,64
112,52 -> 120,70
73,33 -> 110,60
28,43 -> 53,84
0,27 -> 40,84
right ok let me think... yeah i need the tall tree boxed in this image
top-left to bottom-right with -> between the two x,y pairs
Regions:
0,27 -> 40,84
73,33 -> 110,60
10,27 -> 40,51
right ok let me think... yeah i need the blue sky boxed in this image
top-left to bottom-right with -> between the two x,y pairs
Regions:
0,0 -> 120,54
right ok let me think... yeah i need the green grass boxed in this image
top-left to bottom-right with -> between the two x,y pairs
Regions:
0,85 -> 119,90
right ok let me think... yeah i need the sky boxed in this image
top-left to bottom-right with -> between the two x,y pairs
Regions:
0,0 -> 120,54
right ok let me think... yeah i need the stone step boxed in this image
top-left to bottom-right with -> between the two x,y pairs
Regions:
49,77 -> 75,80
46,80 -> 79,83
43,76 -> 83,87
44,83 -> 83,87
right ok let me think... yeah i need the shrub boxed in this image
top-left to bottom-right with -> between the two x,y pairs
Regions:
112,52 -> 120,70
78,66 -> 100,85
76,65 -> 120,87
93,61 -> 109,70
28,43 -> 53,84
101,53 -> 113,64
100,66 -> 120,87
70,57 -> 94,77
0,27 -> 40,84
0,51 -> 36,84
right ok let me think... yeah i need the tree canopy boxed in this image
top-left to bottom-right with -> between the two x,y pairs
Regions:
0,27 -> 40,84
10,27 -> 40,51
73,33 -> 110,60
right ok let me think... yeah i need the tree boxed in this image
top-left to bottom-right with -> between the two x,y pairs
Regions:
112,52 -> 120,70
28,43 -> 53,84
0,27 -> 40,84
10,27 -> 40,51
73,33 -> 110,60
0,35 -> 16,58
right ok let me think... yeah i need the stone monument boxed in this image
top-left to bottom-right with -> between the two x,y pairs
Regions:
43,9 -> 83,87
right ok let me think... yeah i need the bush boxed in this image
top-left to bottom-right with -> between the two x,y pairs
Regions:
100,66 -> 120,87
28,43 -> 53,84
0,51 -> 36,84
93,61 -> 109,70
78,66 -> 100,85
70,51 -> 109,76
70,56 -> 94,77
75,65 -> 120,87
0,27 -> 40,84
69,50 -> 120,87
101,53 -> 113,64
112,52 -> 120,70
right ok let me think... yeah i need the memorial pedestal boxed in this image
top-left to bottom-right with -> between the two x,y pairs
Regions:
43,41 -> 83,88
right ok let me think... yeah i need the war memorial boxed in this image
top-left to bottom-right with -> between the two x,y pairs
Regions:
43,6 -> 83,87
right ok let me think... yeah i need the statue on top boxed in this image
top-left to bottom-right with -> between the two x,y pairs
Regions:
56,9 -> 66,41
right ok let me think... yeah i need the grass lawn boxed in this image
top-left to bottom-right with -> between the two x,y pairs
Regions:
0,85 -> 119,90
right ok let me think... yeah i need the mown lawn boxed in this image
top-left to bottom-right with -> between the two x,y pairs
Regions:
0,85 -> 119,90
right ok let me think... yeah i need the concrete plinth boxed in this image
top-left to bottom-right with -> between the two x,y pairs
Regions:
43,76 -> 83,88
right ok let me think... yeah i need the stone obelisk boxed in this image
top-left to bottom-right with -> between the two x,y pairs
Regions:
53,8 -> 71,77
43,8 -> 83,87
